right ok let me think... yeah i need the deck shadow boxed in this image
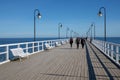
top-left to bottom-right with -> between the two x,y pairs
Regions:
85,43 -> 96,80
60,48 -> 77,49
40,73 -> 88,78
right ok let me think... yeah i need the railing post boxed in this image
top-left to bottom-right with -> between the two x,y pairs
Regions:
101,41 -> 102,50
33,42 -> 34,53
99,41 -> 100,48
53,41 -> 55,47
95,40 -> 96,45
51,41 -> 53,47
111,45 -> 114,60
99,41 -> 101,49
50,41 -> 52,47
6,45 -> 9,61
116,46 -> 119,64
92,40 -> 94,44
49,41 -> 51,46
42,41 -> 44,51
95,40 -> 97,47
102,41 -> 105,53
26,43 -> 28,53
104,42 -> 107,54
54,41 -> 56,47
48,41 -> 50,46
102,41 -> 104,51
94,40 -> 96,46
36,42 -> 38,52
96,40 -> 98,48
38,42 -> 40,52
107,43 -> 110,56
49,41 -> 50,46
18,44 -> 20,48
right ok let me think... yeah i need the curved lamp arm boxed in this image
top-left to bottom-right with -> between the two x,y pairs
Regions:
98,7 -> 106,41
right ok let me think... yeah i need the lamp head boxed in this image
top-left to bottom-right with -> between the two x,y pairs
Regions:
91,24 -> 93,27
37,13 -> 41,19
98,11 -> 102,16
59,23 -> 62,27
60,24 -> 62,27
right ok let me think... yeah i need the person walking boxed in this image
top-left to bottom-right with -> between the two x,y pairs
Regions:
81,38 -> 85,48
69,37 -> 73,48
75,37 -> 80,49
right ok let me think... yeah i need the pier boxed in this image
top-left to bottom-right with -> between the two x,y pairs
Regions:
0,40 -> 120,80
1,0 -> 120,80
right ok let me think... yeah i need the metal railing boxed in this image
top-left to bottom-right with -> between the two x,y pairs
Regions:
0,39 -> 68,65
92,39 -> 120,66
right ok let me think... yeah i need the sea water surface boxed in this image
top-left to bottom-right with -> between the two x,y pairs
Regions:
0,37 -> 62,45
95,37 -> 120,44
0,37 -> 120,45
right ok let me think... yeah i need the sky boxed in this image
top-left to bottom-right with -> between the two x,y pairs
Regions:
0,0 -> 120,38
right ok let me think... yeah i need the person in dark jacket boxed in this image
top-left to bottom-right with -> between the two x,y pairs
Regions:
75,37 -> 80,49
69,37 -> 73,48
81,38 -> 85,48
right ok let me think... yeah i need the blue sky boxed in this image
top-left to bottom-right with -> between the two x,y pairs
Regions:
0,0 -> 120,38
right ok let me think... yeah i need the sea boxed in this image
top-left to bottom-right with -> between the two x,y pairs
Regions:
0,37 -> 60,45
95,37 -> 120,44
0,37 -> 120,45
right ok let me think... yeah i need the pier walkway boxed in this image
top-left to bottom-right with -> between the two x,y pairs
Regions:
0,42 -> 120,80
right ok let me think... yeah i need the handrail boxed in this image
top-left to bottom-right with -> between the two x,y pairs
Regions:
92,39 -> 120,66
0,39 -> 68,65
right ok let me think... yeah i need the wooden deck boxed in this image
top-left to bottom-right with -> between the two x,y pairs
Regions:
0,42 -> 120,80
